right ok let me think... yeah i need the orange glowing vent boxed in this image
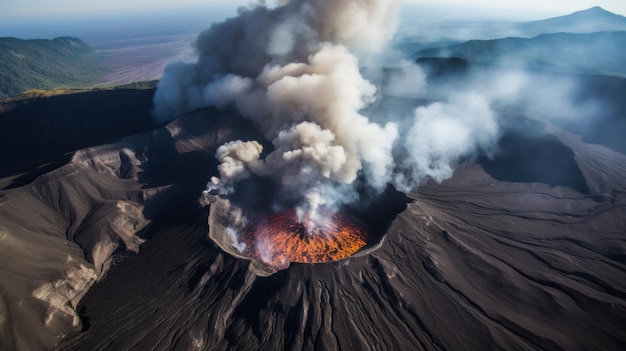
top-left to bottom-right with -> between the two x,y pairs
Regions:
242,209 -> 368,270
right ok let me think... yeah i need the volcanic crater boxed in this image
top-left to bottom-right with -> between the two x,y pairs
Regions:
208,183 -> 408,276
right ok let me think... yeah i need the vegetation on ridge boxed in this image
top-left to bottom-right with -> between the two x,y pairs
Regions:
0,36 -> 105,99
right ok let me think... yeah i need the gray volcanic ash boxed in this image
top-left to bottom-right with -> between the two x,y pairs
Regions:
151,0 -> 500,275
57,105 -> 626,351
153,0 -> 499,220
0,89 -> 624,350
0,92 -> 260,349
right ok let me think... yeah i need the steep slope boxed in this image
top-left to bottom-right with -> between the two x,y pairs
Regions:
0,88 -> 157,189
0,102 -> 262,350
0,37 -> 105,99
0,156 -> 149,350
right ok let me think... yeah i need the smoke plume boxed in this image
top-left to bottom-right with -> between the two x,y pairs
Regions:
152,0 -> 499,217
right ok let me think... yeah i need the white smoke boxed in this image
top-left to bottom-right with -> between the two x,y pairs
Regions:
207,140 -> 264,194
153,0 -> 500,216
395,93 -> 499,190
226,227 -> 247,253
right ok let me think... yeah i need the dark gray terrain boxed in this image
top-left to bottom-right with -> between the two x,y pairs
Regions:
0,86 -> 624,350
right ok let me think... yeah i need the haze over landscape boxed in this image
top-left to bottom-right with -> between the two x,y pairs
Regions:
2,0 -> 626,19
1,1 -> 625,350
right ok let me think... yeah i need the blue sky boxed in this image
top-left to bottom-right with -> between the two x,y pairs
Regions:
0,0 -> 244,19
1,0 -> 625,22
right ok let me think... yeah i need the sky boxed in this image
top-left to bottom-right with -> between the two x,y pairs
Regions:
1,0 -> 625,23
0,0 -> 626,28
0,0 -> 245,19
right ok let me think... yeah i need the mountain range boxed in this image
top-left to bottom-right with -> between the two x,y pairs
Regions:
415,31 -> 626,77
396,7 -> 626,69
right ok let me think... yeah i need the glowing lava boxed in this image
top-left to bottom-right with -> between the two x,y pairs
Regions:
242,209 -> 368,270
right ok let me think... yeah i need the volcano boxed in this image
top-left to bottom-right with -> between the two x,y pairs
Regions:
0,87 -> 625,350
206,183 -> 404,277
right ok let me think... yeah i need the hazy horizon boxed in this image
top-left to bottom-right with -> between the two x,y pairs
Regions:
407,1 -> 626,18
2,2 -> 625,44
1,1 -> 625,25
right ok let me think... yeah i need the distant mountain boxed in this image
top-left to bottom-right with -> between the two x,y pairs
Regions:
519,6 -> 626,36
415,31 -> 626,77
396,6 -> 626,48
0,37 -> 105,99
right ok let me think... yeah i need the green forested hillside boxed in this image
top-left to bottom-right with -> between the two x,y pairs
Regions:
0,36 -> 105,99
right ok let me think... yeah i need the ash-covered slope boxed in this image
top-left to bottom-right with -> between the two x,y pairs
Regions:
1,87 -> 625,350
0,91 -> 260,350
51,107 -> 626,350
0,154 -> 150,350
0,88 -> 156,174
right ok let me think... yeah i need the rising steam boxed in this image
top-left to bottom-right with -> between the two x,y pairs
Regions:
152,0 -> 500,217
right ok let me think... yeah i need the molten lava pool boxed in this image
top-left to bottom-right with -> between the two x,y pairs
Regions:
242,209 -> 368,270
